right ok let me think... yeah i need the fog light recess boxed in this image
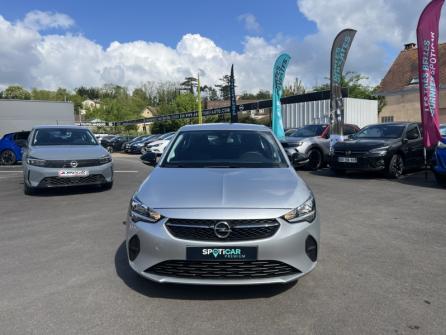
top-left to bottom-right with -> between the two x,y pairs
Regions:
305,235 -> 318,262
128,234 -> 140,262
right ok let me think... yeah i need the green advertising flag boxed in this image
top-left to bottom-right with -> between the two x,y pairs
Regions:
197,74 -> 202,124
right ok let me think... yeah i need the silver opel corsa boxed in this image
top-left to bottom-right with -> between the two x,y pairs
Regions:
126,123 -> 319,285
22,125 -> 113,195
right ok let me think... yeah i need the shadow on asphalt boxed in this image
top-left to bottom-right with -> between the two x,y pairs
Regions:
20,181 -> 108,197
114,242 -> 297,300
308,167 -> 445,189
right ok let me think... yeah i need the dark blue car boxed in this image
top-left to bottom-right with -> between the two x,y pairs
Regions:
0,131 -> 30,165
432,124 -> 446,186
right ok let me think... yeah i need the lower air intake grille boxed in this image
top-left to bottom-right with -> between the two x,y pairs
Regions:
38,174 -> 105,187
146,260 -> 300,279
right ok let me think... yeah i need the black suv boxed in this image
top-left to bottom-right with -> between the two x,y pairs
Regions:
330,122 -> 427,178
101,135 -> 135,153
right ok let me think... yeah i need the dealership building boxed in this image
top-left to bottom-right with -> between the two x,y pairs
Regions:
377,43 -> 446,124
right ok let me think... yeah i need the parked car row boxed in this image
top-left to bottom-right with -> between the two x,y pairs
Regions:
1,122 -> 446,187
281,122 -> 444,180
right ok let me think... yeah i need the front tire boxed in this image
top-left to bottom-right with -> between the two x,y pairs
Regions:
1,149 -> 17,165
387,154 -> 404,178
24,182 -> 37,195
305,149 -> 323,170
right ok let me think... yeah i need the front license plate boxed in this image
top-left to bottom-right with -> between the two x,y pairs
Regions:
58,170 -> 89,177
338,157 -> 357,163
186,246 -> 258,261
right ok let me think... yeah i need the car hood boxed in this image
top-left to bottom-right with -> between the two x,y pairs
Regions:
334,138 -> 399,151
282,136 -> 313,144
136,167 -> 310,209
28,145 -> 108,160
148,140 -> 168,146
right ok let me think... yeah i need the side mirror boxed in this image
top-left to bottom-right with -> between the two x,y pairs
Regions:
402,138 -> 409,144
15,139 -> 28,148
140,152 -> 157,166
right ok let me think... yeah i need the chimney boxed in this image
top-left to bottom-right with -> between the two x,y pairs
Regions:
404,43 -> 416,50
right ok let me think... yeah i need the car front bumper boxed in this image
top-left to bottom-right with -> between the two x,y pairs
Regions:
284,148 -> 309,167
24,162 -> 113,188
330,153 -> 388,171
126,209 -> 320,285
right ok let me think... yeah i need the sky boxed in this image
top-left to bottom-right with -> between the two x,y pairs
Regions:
0,0 -> 445,94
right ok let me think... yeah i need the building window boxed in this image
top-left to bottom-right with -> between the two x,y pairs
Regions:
381,116 -> 394,123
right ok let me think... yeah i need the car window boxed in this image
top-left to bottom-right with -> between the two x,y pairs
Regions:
354,124 -> 405,139
32,128 -> 98,146
406,124 -> 420,140
163,130 -> 288,168
13,131 -> 30,141
289,125 -> 327,137
440,125 -> 446,137
343,125 -> 357,136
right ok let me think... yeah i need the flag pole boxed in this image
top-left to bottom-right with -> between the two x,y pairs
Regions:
197,74 -> 202,124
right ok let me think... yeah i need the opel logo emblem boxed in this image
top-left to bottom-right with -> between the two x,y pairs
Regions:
70,160 -> 78,168
214,221 -> 231,239
345,150 -> 351,156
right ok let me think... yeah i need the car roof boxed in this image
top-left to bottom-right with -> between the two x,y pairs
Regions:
32,125 -> 89,130
179,123 -> 269,132
364,122 -> 415,127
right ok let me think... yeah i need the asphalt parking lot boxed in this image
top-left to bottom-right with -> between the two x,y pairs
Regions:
0,154 -> 445,335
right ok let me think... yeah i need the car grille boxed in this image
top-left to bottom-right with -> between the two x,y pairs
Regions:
145,260 -> 300,279
38,174 -> 105,187
45,159 -> 105,168
165,219 -> 280,241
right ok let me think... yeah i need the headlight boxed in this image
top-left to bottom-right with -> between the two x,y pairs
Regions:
26,157 -> 47,166
150,143 -> 161,147
370,146 -> 389,155
438,141 -> 446,149
135,143 -> 144,147
282,195 -> 316,223
98,155 -> 112,164
129,196 -> 162,223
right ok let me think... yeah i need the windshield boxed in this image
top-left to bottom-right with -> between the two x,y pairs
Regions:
162,130 -> 288,168
289,125 -> 327,137
32,128 -> 98,146
440,125 -> 446,137
354,124 -> 405,139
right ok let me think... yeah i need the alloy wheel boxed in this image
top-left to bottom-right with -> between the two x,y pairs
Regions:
1,150 -> 16,165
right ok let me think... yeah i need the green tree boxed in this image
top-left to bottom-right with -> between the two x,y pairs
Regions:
1,85 -> 31,100
312,72 -> 385,112
180,76 -> 197,94
283,78 -> 305,97
215,74 -> 231,100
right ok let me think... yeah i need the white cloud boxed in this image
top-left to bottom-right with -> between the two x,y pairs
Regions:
0,13 -> 282,92
294,0 -> 446,86
21,10 -> 74,31
238,13 -> 261,33
1,3 -> 445,94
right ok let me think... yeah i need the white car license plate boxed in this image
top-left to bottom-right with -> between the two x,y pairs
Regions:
58,170 -> 89,177
338,157 -> 357,163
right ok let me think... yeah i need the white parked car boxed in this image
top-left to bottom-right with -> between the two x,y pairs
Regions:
94,133 -> 111,142
144,134 -> 175,155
